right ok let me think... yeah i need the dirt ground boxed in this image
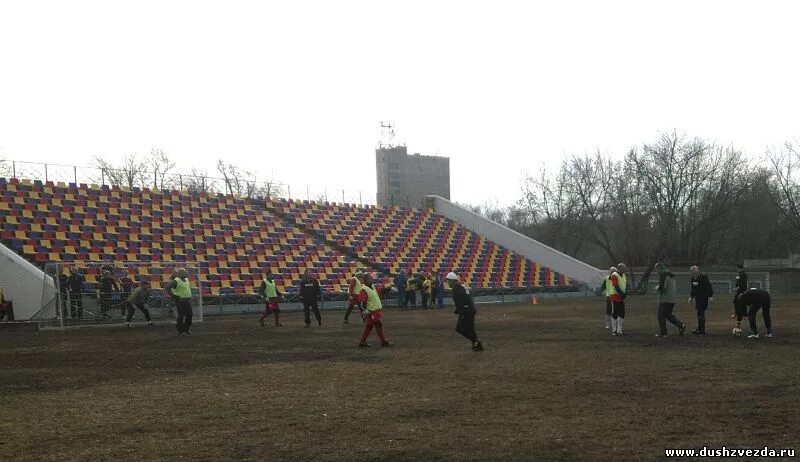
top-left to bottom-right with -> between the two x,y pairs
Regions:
1,297 -> 798,461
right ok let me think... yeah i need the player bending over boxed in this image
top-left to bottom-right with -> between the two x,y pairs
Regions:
738,288 -> 774,339
357,273 -> 393,347
125,280 -> 155,328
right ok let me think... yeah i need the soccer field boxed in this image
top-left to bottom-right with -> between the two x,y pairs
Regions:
1,297 -> 798,461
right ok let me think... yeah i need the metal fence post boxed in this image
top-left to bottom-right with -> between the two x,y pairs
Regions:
44,164 -> 48,182
12,161 -> 15,178
73,166 -> 77,184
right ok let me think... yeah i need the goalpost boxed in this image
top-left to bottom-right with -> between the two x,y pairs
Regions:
35,261 -> 204,330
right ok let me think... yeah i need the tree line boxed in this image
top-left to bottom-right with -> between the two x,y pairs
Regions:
465,132 -> 800,288
90,149 -> 284,199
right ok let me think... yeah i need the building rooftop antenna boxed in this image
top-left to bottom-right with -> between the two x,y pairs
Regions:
379,121 -> 396,148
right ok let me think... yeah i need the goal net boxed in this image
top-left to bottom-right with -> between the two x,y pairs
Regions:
36,261 -> 204,330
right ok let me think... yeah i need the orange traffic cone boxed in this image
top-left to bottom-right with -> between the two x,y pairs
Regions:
530,296 -> 539,305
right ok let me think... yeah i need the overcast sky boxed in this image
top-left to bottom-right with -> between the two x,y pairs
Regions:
1,0 -> 798,206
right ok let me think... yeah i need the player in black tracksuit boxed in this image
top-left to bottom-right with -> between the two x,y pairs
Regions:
68,269 -> 85,319
732,264 -> 748,328
98,270 -> 120,318
446,272 -> 483,351
689,266 -> 713,334
299,271 -> 322,327
738,288 -> 773,338
119,272 -> 135,316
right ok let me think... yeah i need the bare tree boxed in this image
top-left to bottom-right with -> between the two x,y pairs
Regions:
217,160 -> 252,196
261,175 -> 285,199
567,151 -> 621,264
515,132 -> 768,274
149,148 -> 176,190
216,160 -> 286,199
458,199 -> 508,223
0,153 -> 10,178
183,168 -> 215,194
767,140 -> 800,237
629,132 -> 752,267
92,154 -> 147,188
519,163 -> 583,256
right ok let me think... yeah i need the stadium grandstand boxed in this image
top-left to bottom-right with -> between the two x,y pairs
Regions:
0,175 -> 602,321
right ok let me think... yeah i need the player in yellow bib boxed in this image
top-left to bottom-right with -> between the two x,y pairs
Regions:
356,273 -> 393,347
166,268 -> 193,336
343,270 -> 365,324
258,270 -> 284,327
601,267 -> 617,329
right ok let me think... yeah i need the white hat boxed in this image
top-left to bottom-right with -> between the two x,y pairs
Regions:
445,272 -> 458,281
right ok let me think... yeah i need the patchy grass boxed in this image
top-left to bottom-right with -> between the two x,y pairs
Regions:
1,297 -> 798,461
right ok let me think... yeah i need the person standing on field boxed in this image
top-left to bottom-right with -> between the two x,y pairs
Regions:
405,272 -> 417,309
258,270 -> 283,327
421,273 -> 432,309
446,272 -> 483,351
688,265 -> 713,334
601,267 -> 617,329
343,270 -> 365,324
434,271 -> 445,309
119,269 -> 135,317
394,270 -> 407,308
167,268 -> 193,336
357,273 -> 393,347
654,262 -> 686,337
731,264 -> 748,327
98,269 -> 120,318
299,270 -> 322,328
68,268 -> 85,319
609,263 -> 628,336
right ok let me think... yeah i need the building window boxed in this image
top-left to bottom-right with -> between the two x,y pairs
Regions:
388,162 -> 399,169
